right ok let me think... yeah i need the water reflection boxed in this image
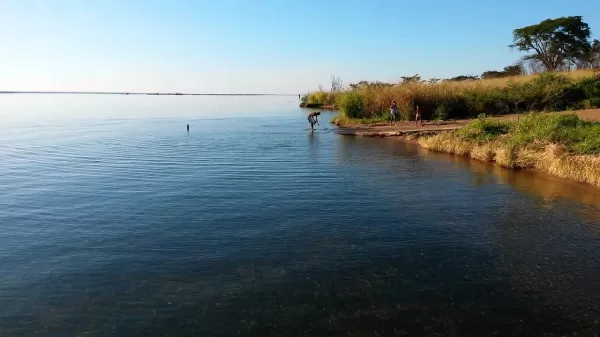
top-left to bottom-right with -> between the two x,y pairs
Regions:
423,144 -> 600,207
307,130 -> 318,159
351,137 -> 600,208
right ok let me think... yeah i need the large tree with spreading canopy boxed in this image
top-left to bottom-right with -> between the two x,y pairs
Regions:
510,16 -> 593,71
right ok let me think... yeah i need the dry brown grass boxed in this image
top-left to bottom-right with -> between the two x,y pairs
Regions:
336,69 -> 599,122
413,69 -> 597,96
461,69 -> 596,88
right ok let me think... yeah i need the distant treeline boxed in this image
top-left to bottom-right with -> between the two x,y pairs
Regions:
0,91 -> 290,96
344,64 -> 525,87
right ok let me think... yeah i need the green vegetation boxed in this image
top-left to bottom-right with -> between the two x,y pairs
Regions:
300,75 -> 343,108
330,114 -> 388,126
457,113 -> 600,155
512,114 -> 600,154
457,115 -> 511,142
418,113 -> 600,186
300,91 -> 341,107
336,91 -> 365,118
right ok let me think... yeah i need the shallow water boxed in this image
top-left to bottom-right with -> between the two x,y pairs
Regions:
1,106 -> 600,337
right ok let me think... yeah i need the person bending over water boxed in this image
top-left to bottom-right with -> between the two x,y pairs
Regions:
308,111 -> 321,130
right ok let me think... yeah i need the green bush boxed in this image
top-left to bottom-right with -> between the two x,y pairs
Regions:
583,98 -> 600,109
464,89 -> 510,116
433,104 -> 449,120
579,76 -> 600,99
338,91 -> 366,118
304,91 -> 342,106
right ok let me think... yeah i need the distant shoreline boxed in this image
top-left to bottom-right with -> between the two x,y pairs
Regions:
0,91 -> 297,96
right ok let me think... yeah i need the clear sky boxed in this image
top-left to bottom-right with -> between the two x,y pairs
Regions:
1,0 -> 599,94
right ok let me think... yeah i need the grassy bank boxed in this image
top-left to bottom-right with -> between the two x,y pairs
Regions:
414,113 -> 600,186
332,70 -> 600,125
300,91 -> 342,109
299,102 -> 338,109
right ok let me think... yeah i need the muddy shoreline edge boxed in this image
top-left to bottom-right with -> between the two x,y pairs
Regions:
333,112 -> 600,188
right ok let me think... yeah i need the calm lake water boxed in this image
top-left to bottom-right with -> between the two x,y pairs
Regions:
1,99 -> 600,337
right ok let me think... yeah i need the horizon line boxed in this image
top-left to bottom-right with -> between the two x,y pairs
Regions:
0,90 -> 299,96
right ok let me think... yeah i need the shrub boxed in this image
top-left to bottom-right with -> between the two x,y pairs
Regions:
433,104 -> 449,120
338,91 -> 366,118
579,76 -> 600,99
583,98 -> 600,109
303,91 -> 343,106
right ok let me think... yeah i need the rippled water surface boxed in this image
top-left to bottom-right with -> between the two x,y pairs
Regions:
2,109 -> 600,337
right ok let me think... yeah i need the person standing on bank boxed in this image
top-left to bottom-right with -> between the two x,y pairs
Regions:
307,111 -> 321,130
390,100 -> 399,126
415,105 -> 423,127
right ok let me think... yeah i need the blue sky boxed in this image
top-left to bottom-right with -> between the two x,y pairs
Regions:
1,0 -> 599,94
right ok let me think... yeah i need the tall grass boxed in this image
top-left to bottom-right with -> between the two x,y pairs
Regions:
335,70 -> 600,122
418,113 -> 600,186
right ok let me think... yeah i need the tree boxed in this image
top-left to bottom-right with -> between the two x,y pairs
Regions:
593,39 -> 600,68
444,75 -> 479,82
571,39 -> 600,69
400,74 -> 422,83
503,64 -> 524,76
348,81 -> 394,90
481,63 -> 524,79
481,71 -> 504,79
510,16 -> 592,71
523,58 -> 546,74
330,75 -> 343,92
